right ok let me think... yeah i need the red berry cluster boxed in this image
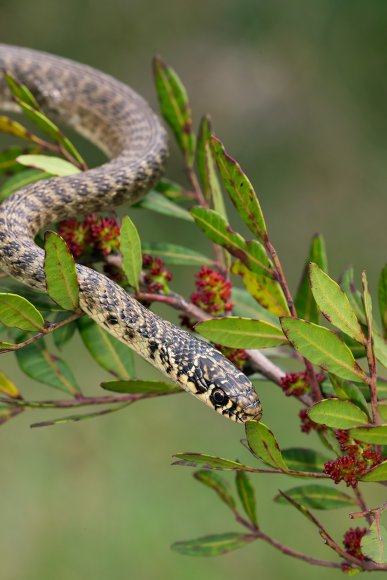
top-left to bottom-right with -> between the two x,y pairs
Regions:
343,527 -> 367,561
191,267 -> 233,315
142,255 -> 172,294
58,213 -> 120,258
299,408 -> 326,434
280,372 -> 310,398
324,430 -> 382,488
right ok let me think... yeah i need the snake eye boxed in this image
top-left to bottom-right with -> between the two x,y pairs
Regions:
211,387 -> 229,407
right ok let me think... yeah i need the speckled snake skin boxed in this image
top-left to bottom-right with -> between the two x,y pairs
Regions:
0,45 -> 262,423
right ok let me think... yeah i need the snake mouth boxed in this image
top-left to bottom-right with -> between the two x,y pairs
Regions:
239,400 -> 263,423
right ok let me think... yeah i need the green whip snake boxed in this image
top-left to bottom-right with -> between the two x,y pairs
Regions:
0,44 -> 262,423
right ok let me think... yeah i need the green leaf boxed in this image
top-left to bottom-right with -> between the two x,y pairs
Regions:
52,312 -> 77,349
153,56 -> 195,166
173,453 -> 254,471
0,341 -> 19,352
361,460 -> 387,482
309,263 -> 365,344
0,371 -> 20,398
101,379 -> 179,394
361,521 -> 387,564
308,399 -> 369,428
245,421 -> 288,470
274,484 -> 356,509
191,207 -> 271,276
235,471 -> 257,526
194,470 -> 236,511
231,287 -> 280,326
280,317 -> 368,383
15,340 -> 80,395
4,70 -> 39,109
362,271 -> 373,338
232,261 -> 289,316
153,179 -> 188,202
294,234 -> 327,323
17,154 -> 80,176
0,169 -> 50,201
281,448 -> 330,473
141,242 -> 213,266
0,405 -> 22,426
195,317 -> 286,349
329,375 -> 370,417
44,231 -> 79,310
197,117 -> 227,216
348,425 -> 387,444
30,402 -> 132,429
211,136 -> 267,238
374,333 -> 387,369
379,405 -> 387,422
17,101 -> 85,166
120,215 -> 142,292
378,264 -> 387,337
341,267 -> 367,325
171,533 -> 253,557
137,191 -> 193,221
0,293 -> 44,331
78,317 -> 135,380
0,146 -> 41,176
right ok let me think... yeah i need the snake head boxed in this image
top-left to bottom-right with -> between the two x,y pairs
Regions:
177,346 -> 262,423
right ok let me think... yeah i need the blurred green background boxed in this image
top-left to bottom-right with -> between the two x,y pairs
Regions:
0,1 -> 386,579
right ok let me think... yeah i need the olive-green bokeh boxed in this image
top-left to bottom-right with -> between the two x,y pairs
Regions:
1,1 -> 386,579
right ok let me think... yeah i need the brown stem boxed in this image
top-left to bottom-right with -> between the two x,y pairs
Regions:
353,488 -> 372,525
366,331 -> 379,424
0,312 -> 82,353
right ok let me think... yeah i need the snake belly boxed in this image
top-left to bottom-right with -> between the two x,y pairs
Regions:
0,44 -> 262,423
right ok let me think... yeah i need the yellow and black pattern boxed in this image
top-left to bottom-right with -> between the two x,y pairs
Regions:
0,45 -> 262,423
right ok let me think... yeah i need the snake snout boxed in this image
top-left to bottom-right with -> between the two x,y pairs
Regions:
240,399 -> 263,422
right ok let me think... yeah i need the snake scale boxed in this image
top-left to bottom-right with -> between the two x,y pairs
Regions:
0,45 -> 262,423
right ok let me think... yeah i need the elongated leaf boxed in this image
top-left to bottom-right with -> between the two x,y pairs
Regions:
294,234 -> 327,323
78,317 -> 134,380
197,116 -> 227,214
138,191 -> 193,221
211,136 -> 267,238
329,375 -> 370,417
378,264 -> 387,337
374,333 -> 387,369
232,261 -> 289,316
15,340 -> 80,395
308,399 -> 369,428
0,293 -> 44,331
17,154 -> 80,176
341,267 -> 366,325
194,470 -> 236,511
101,379 -> 179,393
379,405 -> 387,422
153,56 -> 195,166
191,207 -> 271,276
4,70 -> 39,109
245,421 -> 288,470
0,371 -> 20,398
0,405 -> 23,426
30,402 -> 132,429
349,425 -> 387,444
173,453 -> 254,471
235,471 -> 257,526
141,242 -> 213,266
309,263 -> 365,344
0,169 -> 50,201
280,317 -> 368,383
44,231 -> 79,310
362,272 -> 373,338
274,484 -> 356,509
281,448 -> 330,473
231,287 -> 279,325
153,179 -> 188,202
17,101 -> 85,166
361,522 -> 387,564
120,215 -> 142,292
0,115 -> 43,144
172,533 -> 253,557
361,460 -> 387,482
196,317 -> 286,349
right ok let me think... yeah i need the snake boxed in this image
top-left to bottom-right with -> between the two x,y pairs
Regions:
0,44 -> 262,423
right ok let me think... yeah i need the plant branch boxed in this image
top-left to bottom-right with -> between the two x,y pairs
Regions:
365,327 -> 379,425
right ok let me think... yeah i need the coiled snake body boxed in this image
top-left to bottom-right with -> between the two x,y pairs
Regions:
0,45 -> 261,423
